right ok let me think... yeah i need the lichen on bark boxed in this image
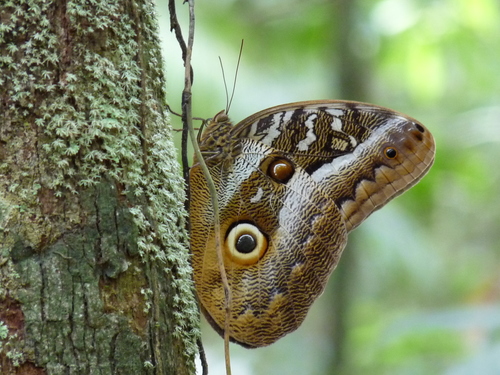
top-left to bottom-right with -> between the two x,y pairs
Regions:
0,0 -> 200,373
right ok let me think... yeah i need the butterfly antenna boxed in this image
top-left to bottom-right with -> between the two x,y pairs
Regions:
227,40 -> 244,114
219,40 -> 244,114
219,56 -> 230,113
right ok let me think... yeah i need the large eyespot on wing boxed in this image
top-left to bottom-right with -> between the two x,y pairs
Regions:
228,166 -> 348,348
258,155 -> 296,184
225,221 -> 268,265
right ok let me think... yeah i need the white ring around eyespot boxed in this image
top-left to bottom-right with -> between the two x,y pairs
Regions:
225,223 -> 268,265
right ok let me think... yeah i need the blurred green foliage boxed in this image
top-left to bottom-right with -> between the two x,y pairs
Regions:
158,0 -> 500,373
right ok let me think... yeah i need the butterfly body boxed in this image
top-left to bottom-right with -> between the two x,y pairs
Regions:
190,100 -> 435,348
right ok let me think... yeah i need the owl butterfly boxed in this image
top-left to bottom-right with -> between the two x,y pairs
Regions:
190,100 -> 435,348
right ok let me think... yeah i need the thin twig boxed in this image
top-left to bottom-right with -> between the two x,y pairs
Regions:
167,0 -> 194,83
168,1 -> 208,374
197,337 -> 209,375
168,0 -> 192,187
183,2 -> 232,373
189,121 -> 233,375
171,0 -> 233,373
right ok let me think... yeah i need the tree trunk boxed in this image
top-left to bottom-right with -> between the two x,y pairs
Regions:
0,1 -> 199,374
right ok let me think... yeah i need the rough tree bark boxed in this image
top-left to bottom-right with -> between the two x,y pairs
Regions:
0,0 -> 200,374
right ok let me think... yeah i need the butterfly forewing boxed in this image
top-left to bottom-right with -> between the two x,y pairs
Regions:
234,100 -> 435,230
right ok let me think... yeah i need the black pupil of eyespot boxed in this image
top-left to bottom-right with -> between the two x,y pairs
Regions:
236,234 -> 256,254
386,148 -> 397,158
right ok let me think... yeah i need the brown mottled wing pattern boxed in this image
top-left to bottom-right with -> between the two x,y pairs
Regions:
189,100 -> 435,348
